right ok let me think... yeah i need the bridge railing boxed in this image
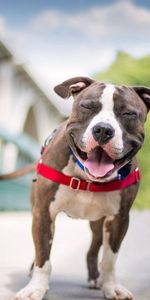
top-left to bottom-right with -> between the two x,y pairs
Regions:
0,128 -> 40,210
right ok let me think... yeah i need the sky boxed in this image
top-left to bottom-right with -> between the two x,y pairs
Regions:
0,0 -> 150,112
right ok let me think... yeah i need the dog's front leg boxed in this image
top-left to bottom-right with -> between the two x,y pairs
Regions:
87,218 -> 105,289
100,215 -> 133,300
15,181 -> 56,300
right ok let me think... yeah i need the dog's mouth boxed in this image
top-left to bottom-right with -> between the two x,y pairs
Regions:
73,142 -> 134,179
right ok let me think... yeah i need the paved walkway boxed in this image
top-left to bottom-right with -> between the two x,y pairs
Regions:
0,211 -> 150,300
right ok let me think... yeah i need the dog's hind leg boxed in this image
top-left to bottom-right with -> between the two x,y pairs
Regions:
87,217 -> 105,289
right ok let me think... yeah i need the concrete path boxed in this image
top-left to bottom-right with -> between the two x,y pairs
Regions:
0,211 -> 150,300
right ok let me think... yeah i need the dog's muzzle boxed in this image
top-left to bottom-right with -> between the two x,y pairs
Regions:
92,122 -> 115,145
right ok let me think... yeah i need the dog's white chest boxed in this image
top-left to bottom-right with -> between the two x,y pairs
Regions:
49,158 -> 121,221
50,185 -> 121,221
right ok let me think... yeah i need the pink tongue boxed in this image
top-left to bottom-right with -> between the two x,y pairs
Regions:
84,147 -> 114,178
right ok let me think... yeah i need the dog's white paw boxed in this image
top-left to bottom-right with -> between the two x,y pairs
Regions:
102,282 -> 133,300
88,277 -> 101,289
15,283 -> 48,300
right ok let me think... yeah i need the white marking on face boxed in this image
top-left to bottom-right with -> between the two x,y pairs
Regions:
15,260 -> 51,300
83,84 -> 123,159
49,157 -> 121,221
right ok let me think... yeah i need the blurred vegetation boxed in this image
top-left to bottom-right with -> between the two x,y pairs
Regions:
95,51 -> 150,86
94,51 -> 150,209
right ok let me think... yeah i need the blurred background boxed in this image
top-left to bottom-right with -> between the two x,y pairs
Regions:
1,3 -> 150,299
0,0 -> 150,210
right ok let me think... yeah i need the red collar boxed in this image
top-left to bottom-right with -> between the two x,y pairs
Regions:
36,161 -> 141,192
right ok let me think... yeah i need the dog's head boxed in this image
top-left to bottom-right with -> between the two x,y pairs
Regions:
54,77 -> 150,181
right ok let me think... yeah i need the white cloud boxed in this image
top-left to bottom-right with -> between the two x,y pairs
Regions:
1,0 -> 150,115
31,0 -> 150,39
0,16 -> 8,38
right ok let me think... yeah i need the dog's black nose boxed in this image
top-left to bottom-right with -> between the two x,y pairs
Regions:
92,122 -> 115,144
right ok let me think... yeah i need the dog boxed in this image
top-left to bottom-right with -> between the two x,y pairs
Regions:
1,77 -> 150,300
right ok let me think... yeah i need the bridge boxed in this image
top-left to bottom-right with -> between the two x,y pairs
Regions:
0,129 -> 40,210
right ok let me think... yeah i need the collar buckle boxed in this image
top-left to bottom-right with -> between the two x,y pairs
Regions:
86,180 -> 91,191
70,177 -> 81,190
135,167 -> 140,182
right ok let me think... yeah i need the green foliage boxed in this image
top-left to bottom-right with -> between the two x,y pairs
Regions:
94,51 -> 150,209
95,51 -> 150,86
135,119 -> 150,209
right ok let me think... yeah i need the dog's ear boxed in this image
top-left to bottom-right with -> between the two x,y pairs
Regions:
54,77 -> 94,99
133,86 -> 150,111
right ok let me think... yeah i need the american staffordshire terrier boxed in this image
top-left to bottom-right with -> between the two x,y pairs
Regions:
1,77 -> 150,300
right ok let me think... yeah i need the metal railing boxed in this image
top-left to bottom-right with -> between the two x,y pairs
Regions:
0,128 -> 40,210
